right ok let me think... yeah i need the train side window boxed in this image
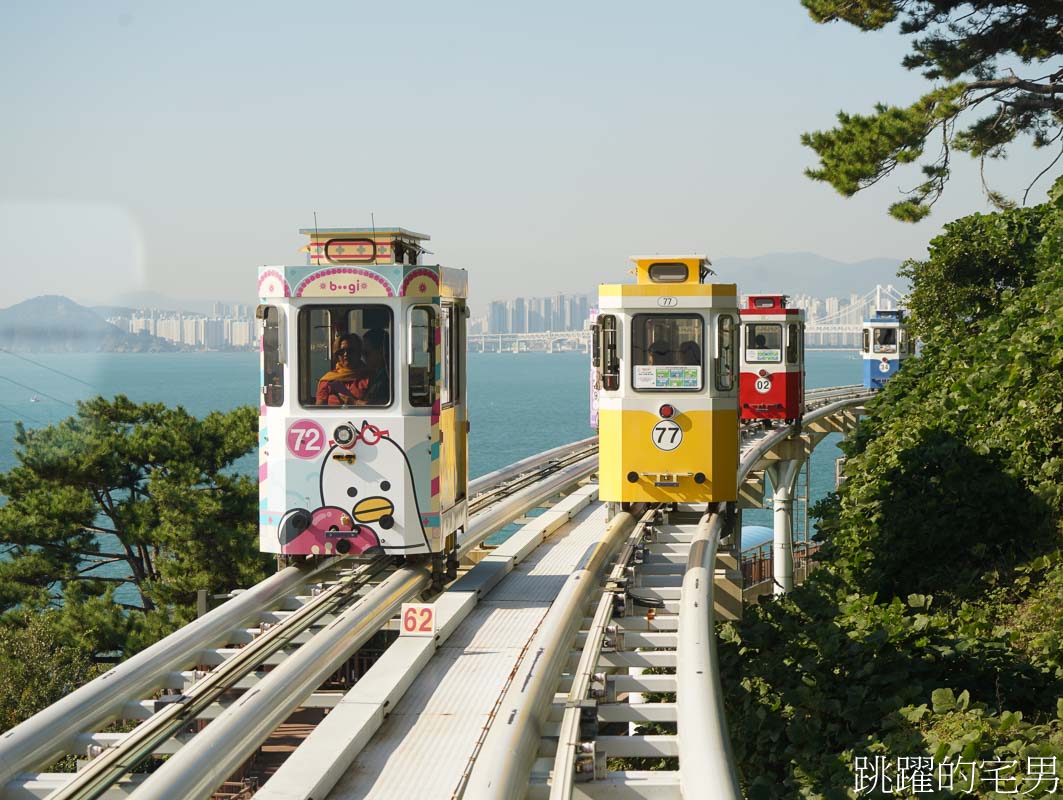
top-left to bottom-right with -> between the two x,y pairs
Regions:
409,306 -> 435,408
786,323 -> 799,364
862,328 -> 870,353
258,305 -> 284,407
631,314 -> 703,392
440,304 -> 454,406
899,327 -> 912,356
599,315 -> 619,390
452,303 -> 465,404
715,314 -> 736,391
745,323 -> 781,364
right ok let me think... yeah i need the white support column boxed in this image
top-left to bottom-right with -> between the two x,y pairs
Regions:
766,459 -> 802,596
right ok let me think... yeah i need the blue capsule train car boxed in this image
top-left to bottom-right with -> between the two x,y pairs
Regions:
861,309 -> 913,390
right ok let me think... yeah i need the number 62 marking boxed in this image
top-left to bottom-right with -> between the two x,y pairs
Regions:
400,603 -> 436,637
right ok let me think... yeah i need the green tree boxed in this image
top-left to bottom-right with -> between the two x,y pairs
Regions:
800,1 -> 1062,221
0,396 -> 271,655
0,611 -> 102,733
719,181 -> 1063,797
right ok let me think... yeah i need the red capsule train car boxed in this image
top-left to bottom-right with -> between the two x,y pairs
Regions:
739,295 -> 805,424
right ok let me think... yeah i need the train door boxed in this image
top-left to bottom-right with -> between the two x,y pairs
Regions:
439,300 -> 467,510
787,320 -> 804,412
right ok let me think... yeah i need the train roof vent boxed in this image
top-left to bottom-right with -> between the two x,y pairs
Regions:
747,295 -> 787,309
298,226 -> 431,266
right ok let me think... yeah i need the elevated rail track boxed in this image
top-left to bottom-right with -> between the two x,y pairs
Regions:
0,389 -> 871,800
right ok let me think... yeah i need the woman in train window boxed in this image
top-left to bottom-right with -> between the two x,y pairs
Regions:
315,334 -> 365,405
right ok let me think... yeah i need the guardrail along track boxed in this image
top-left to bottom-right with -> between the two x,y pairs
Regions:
0,441 -> 601,800
462,504 -> 744,799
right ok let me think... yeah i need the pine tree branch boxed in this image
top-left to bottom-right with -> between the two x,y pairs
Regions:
1023,141 -> 1063,206
967,76 -> 1063,96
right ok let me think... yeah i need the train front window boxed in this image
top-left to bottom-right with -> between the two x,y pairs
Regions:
873,327 -> 897,353
409,306 -> 435,408
298,304 -> 393,408
745,323 -> 781,363
630,314 -> 703,392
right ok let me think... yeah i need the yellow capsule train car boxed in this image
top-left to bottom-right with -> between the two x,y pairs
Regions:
593,256 -> 739,505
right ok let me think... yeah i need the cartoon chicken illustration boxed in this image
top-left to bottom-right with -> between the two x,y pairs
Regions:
276,421 -> 429,556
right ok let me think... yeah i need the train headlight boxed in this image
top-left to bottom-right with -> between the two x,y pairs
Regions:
334,423 -> 357,449
658,404 -> 676,418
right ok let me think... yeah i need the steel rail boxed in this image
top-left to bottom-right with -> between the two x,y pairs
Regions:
0,558 -> 342,793
549,520 -> 647,798
469,437 -> 597,497
468,440 -> 598,515
676,511 -> 742,799
129,565 -> 431,800
457,455 -> 598,559
463,509 -> 646,799
42,557 -> 390,800
739,389 -> 871,484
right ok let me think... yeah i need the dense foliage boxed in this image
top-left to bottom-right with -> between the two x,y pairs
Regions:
800,1 -> 1062,221
0,397 -> 270,728
719,179 -> 1063,797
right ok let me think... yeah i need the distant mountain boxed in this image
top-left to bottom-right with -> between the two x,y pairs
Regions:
103,290 -> 239,315
712,253 -> 907,299
0,296 -> 178,353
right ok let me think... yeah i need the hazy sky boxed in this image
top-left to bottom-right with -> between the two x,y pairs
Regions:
1,1 -> 1058,311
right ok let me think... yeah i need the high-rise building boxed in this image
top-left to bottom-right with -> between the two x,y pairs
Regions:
509,297 -> 527,334
488,301 -> 508,334
527,298 -> 544,333
552,292 -> 566,331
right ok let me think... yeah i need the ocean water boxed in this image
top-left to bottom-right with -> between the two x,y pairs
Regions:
0,349 -> 861,545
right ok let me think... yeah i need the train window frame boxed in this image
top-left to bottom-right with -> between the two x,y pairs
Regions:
630,313 -> 704,393
745,323 -> 782,364
297,303 -> 394,409
599,315 -> 619,391
715,314 -> 737,392
440,303 -> 458,408
862,329 -> 871,353
872,326 -> 898,354
786,323 -> 799,364
257,304 -> 284,407
647,262 -> 689,283
408,305 -> 436,408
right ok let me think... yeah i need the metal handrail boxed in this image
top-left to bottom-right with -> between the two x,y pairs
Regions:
550,521 -> 645,798
0,558 -> 341,791
469,436 -> 597,497
677,511 -> 742,798
739,388 -> 871,484
457,455 -> 597,559
129,566 -> 431,800
462,510 -> 644,799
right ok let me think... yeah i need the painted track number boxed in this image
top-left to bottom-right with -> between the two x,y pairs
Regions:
651,420 -> 683,451
401,603 -> 436,637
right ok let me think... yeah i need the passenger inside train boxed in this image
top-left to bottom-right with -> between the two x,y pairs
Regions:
302,305 -> 394,408
873,327 -> 897,352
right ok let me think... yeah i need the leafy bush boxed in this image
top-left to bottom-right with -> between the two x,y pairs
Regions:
719,180 -> 1063,797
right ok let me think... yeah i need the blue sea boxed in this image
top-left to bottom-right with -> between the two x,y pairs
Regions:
0,349 -> 862,550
